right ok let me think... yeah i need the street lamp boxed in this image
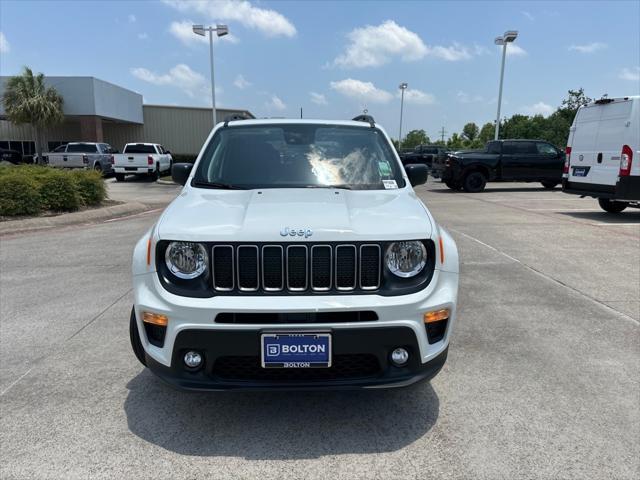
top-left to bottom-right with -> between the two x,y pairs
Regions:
193,24 -> 229,126
398,82 -> 408,149
494,30 -> 518,140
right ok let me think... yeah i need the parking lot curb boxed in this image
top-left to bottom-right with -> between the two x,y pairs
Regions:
0,202 -> 151,236
157,179 -> 176,185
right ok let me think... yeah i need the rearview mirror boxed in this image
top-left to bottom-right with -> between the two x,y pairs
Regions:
404,163 -> 428,187
172,163 -> 193,186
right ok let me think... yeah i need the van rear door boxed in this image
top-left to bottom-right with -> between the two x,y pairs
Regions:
570,99 -> 632,186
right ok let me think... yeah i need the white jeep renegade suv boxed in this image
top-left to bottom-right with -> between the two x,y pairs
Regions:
130,116 -> 459,390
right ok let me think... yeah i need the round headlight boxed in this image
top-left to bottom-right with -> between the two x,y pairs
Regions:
385,241 -> 427,278
165,242 -> 208,279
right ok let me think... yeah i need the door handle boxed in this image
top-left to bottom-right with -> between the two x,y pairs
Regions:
597,152 -> 603,163
63,156 -> 67,161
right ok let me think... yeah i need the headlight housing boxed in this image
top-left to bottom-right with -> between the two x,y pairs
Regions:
385,241 -> 427,278
165,241 -> 208,279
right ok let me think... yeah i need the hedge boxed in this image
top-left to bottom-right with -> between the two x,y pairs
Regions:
0,165 -> 107,217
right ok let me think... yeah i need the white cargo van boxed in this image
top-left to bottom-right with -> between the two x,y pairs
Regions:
562,96 -> 639,212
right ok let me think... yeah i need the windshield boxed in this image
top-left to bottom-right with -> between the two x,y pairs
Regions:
193,124 -> 405,190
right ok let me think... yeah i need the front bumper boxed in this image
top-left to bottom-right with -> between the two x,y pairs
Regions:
144,327 -> 449,391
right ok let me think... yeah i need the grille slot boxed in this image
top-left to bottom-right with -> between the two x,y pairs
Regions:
335,245 -> 357,290
286,245 -> 308,291
311,245 -> 332,291
359,244 -> 381,289
216,311 -> 378,324
261,245 -> 284,291
212,246 -> 234,291
237,245 -> 259,291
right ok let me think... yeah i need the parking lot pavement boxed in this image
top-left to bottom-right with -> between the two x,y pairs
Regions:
1,180 -> 638,479
106,177 -> 181,206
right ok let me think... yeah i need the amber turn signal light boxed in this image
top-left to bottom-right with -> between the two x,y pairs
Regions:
142,311 -> 168,327
424,309 -> 450,324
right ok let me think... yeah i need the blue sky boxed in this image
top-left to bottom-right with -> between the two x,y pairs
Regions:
1,0 -> 639,140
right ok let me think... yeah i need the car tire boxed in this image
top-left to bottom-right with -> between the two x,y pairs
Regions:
149,166 -> 160,181
115,173 -> 125,182
129,307 -> 147,367
541,181 -> 558,189
598,198 -> 627,213
94,163 -> 102,174
462,171 -> 487,193
444,180 -> 462,191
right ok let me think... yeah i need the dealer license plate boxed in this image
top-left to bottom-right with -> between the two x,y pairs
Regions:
261,333 -> 331,368
573,167 -> 588,177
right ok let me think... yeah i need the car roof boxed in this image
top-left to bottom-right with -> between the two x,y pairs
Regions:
222,118 -> 375,129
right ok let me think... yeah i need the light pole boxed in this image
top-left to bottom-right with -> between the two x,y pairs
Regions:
398,82 -> 408,149
193,24 -> 229,126
494,30 -> 518,140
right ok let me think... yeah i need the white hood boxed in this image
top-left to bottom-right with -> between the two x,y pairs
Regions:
157,187 -> 433,242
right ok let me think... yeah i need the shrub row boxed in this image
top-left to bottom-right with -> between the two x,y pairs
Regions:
0,166 -> 107,216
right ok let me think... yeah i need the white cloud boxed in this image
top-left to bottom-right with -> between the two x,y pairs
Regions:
162,0 -> 296,37
266,95 -> 286,111
310,92 -> 328,105
0,32 -> 9,53
497,43 -> 527,57
568,42 -> 607,53
399,88 -> 435,105
332,20 -> 481,68
457,91 -> 484,103
138,32 -> 149,40
169,20 -> 238,46
333,20 -> 427,68
128,14 -> 137,23
131,64 -> 211,100
429,43 -> 472,61
233,74 -> 251,89
522,101 -> 554,117
522,11 -> 535,21
329,78 -> 393,103
619,67 -> 640,81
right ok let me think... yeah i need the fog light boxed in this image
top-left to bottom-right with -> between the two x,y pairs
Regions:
183,351 -> 202,369
391,347 -> 409,366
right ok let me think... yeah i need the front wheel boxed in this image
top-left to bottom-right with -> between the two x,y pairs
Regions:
462,171 -> 487,193
444,180 -> 462,191
598,198 -> 627,213
541,181 -> 558,189
130,307 -> 147,367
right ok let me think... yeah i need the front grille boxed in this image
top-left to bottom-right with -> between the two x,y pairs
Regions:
215,311 -> 378,324
212,354 -> 381,382
211,243 -> 381,294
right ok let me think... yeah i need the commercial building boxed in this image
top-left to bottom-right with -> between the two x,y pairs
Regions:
0,76 -> 253,159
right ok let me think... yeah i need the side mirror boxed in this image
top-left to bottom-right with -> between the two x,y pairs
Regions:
165,150 -> 171,155
172,163 -> 193,186
404,163 -> 428,187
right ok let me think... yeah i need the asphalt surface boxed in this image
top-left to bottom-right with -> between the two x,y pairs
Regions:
1,180 -> 638,479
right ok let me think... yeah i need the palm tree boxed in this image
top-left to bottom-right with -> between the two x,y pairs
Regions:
2,67 -> 64,163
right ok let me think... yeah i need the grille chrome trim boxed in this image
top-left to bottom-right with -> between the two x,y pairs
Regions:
286,245 -> 308,292
310,245 -> 332,291
212,245 -> 234,291
359,244 -> 381,290
335,244 -> 357,291
261,245 -> 284,292
236,245 -> 259,292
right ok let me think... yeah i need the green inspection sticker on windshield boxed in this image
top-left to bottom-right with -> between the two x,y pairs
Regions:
378,161 -> 392,177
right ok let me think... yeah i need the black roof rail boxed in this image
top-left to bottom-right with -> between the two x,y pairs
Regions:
223,113 -> 252,127
352,114 -> 375,127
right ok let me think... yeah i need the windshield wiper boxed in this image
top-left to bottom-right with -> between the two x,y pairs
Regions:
305,184 -> 354,190
192,180 -> 246,190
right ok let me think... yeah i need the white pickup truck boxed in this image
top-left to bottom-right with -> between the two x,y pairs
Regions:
113,143 -> 173,182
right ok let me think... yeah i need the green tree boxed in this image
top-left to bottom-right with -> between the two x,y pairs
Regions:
2,67 -> 64,162
461,122 -> 479,142
478,122 -> 495,143
402,129 -> 430,149
446,133 -> 464,151
560,88 -> 592,112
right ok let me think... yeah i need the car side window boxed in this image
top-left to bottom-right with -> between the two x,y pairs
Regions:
500,142 -> 514,154
536,143 -> 557,155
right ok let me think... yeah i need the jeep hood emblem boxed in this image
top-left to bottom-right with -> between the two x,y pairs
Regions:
280,227 -> 313,238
